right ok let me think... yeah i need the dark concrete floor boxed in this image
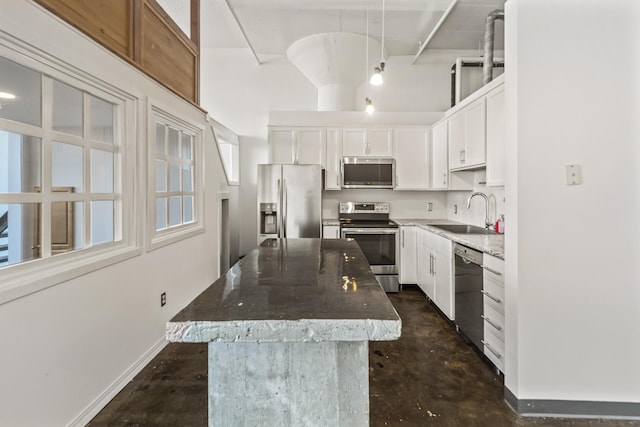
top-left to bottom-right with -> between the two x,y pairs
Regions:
89,286 -> 640,426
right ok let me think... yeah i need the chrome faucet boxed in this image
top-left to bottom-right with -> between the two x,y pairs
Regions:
466,192 -> 493,230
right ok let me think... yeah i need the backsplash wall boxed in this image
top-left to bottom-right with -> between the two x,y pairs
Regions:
446,171 -> 506,229
322,189 -> 448,219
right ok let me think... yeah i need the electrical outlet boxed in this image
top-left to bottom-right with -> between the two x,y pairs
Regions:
427,202 -> 433,212
454,204 -> 458,214
160,292 -> 166,307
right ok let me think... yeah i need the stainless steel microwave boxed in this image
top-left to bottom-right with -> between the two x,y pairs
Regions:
341,157 -> 395,189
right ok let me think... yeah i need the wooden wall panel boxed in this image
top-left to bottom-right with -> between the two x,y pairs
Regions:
34,0 -> 132,58
140,1 -> 198,103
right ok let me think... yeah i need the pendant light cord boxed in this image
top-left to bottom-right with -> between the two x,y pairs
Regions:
381,0 -> 385,63
366,0 -> 369,84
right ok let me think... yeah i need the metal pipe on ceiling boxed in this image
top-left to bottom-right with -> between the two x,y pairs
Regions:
412,0 -> 459,64
483,9 -> 504,84
222,0 -> 261,65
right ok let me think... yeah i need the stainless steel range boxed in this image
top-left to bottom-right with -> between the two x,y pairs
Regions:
339,202 -> 399,293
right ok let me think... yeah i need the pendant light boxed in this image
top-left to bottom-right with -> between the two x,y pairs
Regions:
370,0 -> 385,86
364,0 -> 375,114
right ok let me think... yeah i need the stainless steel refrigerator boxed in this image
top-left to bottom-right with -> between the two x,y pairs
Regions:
257,164 -> 322,245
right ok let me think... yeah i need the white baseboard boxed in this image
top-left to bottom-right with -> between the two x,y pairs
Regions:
67,337 -> 168,427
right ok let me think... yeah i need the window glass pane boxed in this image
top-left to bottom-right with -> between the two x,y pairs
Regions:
168,128 -> 179,157
91,149 -> 113,193
91,200 -> 114,245
52,80 -> 83,136
0,57 -> 42,127
52,142 -> 83,192
156,123 -> 166,155
183,196 -> 193,223
51,201 -> 83,255
182,165 -> 192,191
0,131 -> 41,193
90,95 -> 114,144
156,160 -> 166,192
169,162 -> 180,192
181,133 -> 192,159
156,197 -> 167,230
169,196 -> 181,227
0,203 -> 41,267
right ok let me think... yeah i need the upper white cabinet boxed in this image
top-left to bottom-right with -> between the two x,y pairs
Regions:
269,127 -> 325,166
393,127 -> 430,190
485,85 -> 505,187
342,128 -> 393,157
448,97 -> 486,170
324,128 -> 342,190
431,120 -> 449,190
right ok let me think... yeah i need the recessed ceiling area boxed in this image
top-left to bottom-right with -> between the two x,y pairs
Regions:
201,0 -> 505,60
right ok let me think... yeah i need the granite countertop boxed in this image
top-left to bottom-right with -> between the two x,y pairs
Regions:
167,238 -> 401,344
323,218 -> 340,226
393,218 -> 505,259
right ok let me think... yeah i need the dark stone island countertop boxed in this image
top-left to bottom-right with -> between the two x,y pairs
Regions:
167,238 -> 401,344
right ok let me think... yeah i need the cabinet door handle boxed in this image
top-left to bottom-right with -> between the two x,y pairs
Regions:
429,254 -> 433,275
481,290 -> 502,304
402,230 -> 405,248
481,315 -> 503,331
481,340 -> 503,359
482,265 -> 502,276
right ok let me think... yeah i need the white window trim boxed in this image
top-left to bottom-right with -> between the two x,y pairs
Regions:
146,100 -> 205,252
0,36 -> 141,306
212,122 -> 240,186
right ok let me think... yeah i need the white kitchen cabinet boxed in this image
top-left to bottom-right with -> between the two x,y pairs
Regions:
324,128 -> 342,190
416,229 -> 454,320
482,254 -> 505,372
448,97 -> 486,170
393,127 -> 430,190
416,229 -> 435,299
269,128 -> 296,164
431,120 -> 449,189
342,128 -> 392,157
399,226 -> 417,284
268,127 -> 325,165
485,85 -> 505,187
322,225 -> 340,239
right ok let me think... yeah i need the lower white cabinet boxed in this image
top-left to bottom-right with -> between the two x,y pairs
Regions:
482,254 -> 505,372
399,226 -> 417,284
322,225 -> 340,239
416,229 -> 454,320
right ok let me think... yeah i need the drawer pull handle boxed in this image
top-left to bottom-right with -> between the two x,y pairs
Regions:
481,315 -> 503,331
481,340 -> 503,359
481,290 -> 502,303
482,265 -> 502,276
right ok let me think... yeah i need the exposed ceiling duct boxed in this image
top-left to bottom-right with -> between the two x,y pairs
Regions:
286,32 -> 386,111
483,9 -> 505,85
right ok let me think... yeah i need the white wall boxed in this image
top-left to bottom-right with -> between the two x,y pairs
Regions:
505,0 -> 640,404
0,2 -> 230,425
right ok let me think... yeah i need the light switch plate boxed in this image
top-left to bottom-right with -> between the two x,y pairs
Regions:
565,164 -> 582,185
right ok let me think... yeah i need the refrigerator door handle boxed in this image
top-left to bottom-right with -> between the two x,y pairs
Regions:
277,178 -> 282,238
282,179 -> 287,238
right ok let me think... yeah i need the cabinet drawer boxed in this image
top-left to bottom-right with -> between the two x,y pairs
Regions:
482,303 -> 505,341
482,331 -> 505,372
482,278 -> 504,314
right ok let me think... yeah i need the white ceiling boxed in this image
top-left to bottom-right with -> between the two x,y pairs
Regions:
200,0 -> 506,60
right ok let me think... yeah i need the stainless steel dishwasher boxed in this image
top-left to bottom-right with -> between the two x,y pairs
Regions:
454,244 -> 484,350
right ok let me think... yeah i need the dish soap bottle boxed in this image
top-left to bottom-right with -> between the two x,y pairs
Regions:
497,214 -> 505,234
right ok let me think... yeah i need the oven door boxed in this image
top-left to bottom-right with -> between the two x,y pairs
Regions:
340,228 -> 398,274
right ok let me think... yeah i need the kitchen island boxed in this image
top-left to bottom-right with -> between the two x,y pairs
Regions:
167,238 -> 401,427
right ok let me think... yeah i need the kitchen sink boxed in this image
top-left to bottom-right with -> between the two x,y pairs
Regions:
431,224 -> 497,235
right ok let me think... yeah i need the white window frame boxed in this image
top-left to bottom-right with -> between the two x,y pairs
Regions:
0,39 -> 139,305
147,101 -> 205,251
212,122 -> 240,186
